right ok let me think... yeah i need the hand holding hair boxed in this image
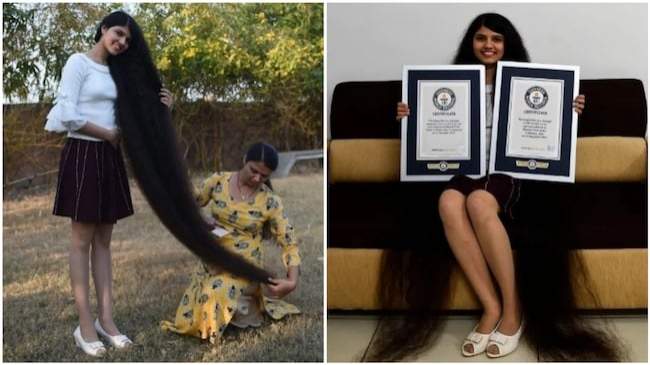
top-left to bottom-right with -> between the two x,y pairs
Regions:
265,277 -> 297,299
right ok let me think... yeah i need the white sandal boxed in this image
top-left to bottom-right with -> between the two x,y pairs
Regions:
94,319 -> 133,349
73,326 -> 106,357
486,320 -> 524,358
461,322 -> 499,357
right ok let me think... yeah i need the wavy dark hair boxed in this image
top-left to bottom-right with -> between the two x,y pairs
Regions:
453,13 -> 530,65
99,11 -> 271,283
365,13 -> 623,362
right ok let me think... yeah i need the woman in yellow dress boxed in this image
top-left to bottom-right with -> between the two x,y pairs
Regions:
161,142 -> 301,343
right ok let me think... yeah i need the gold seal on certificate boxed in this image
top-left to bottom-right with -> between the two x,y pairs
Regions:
416,81 -> 471,161
490,61 -> 580,183
401,65 -> 485,181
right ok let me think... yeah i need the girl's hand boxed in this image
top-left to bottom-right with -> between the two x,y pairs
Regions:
396,102 -> 410,121
264,277 -> 297,299
573,94 -> 585,115
159,88 -> 174,109
107,128 -> 121,148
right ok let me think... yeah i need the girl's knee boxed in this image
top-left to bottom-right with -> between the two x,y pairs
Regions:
70,237 -> 92,252
438,189 -> 466,223
91,237 -> 111,250
466,190 -> 499,224
93,224 -> 114,247
71,223 -> 95,251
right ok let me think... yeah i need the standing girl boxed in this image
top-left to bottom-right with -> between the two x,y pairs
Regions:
45,11 -> 173,356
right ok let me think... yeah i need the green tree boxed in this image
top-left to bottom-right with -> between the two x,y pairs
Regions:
137,3 -> 323,149
3,3 -> 119,102
3,3 -> 323,177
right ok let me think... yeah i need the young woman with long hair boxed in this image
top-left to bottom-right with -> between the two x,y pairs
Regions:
364,13 -> 623,361
161,142 -> 301,344
46,11 -> 273,356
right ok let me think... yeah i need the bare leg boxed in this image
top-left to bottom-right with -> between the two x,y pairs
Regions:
439,189 -> 502,353
70,221 -> 99,341
91,223 -> 121,336
466,190 -> 522,355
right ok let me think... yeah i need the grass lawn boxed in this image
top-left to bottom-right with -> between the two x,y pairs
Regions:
3,172 -> 323,362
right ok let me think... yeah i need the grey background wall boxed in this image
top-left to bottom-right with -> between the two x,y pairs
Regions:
327,3 -> 648,128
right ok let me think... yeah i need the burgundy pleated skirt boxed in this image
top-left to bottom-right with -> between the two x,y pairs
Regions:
53,138 -> 134,223
445,173 -> 521,218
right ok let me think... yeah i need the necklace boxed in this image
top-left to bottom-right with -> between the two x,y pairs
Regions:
235,172 -> 253,201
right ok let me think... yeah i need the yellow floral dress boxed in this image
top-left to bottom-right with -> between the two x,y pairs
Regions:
160,172 -> 301,343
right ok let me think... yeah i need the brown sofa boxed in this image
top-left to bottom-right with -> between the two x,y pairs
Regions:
327,79 -> 648,311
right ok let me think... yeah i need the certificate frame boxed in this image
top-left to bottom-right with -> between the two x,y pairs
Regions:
401,65 -> 486,181
489,61 -> 580,183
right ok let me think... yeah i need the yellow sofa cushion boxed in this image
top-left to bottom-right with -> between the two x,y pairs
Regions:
327,248 -> 647,310
329,137 -> 647,183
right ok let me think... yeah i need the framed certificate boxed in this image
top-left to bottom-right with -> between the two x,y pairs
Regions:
489,61 -> 579,183
401,65 -> 486,181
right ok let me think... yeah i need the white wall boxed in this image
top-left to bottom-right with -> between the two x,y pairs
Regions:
327,3 -> 648,122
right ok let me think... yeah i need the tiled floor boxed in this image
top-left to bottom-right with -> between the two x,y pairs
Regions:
327,314 -> 647,362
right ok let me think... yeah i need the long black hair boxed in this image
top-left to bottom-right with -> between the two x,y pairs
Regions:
453,12 -> 530,65
99,11 -> 271,283
366,12 -> 623,361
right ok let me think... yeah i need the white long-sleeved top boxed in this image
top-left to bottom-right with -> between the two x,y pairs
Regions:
44,53 -> 117,141
485,84 -> 494,166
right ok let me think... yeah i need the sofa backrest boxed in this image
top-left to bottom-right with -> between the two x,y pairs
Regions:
330,79 -> 647,139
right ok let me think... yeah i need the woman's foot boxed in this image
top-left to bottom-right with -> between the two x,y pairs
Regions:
73,326 -> 106,357
78,319 -> 100,342
475,307 -> 501,334
495,312 -> 522,335
462,307 -> 501,355
487,311 -> 523,357
97,316 -> 121,336
95,319 -> 133,349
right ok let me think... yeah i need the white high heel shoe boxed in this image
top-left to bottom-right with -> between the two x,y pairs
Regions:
461,321 -> 500,357
94,319 -> 133,349
73,326 -> 106,357
486,320 -> 524,358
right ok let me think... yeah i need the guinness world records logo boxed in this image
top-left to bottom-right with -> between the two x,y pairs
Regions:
525,86 -> 548,109
432,87 -> 456,111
